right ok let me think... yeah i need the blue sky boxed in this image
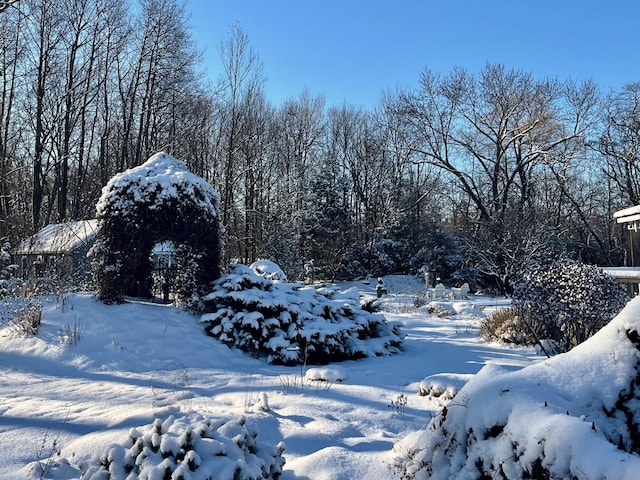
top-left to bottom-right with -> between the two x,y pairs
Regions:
186,0 -> 640,108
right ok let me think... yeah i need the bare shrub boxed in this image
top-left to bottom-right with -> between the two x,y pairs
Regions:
413,293 -> 428,309
479,307 -> 530,344
58,318 -> 83,347
3,298 -> 42,336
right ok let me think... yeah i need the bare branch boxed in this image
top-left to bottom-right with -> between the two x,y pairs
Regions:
0,0 -> 18,13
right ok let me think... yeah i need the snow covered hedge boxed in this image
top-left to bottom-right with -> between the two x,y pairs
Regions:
80,414 -> 285,480
395,296 -> 640,480
201,263 -> 403,365
91,152 -> 222,308
512,259 -> 628,351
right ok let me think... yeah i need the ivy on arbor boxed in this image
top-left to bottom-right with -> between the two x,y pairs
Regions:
91,152 -> 222,308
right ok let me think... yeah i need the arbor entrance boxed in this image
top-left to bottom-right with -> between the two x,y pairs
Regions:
92,152 -> 222,307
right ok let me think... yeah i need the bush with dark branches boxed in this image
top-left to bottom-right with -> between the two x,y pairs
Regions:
509,259 -> 629,352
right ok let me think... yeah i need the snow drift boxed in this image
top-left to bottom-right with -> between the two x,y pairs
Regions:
396,296 -> 640,479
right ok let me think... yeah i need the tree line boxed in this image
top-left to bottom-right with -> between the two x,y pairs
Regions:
2,0 -> 639,291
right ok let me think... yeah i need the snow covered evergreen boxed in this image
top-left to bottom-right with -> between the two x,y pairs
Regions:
201,263 -> 403,364
80,414 -> 285,480
396,295 -> 640,479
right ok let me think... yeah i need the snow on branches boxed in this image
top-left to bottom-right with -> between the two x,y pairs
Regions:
201,263 -> 403,365
80,414 -> 285,480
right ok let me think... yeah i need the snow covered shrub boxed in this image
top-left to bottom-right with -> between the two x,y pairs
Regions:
0,240 -> 18,297
512,260 -> 628,352
171,244 -> 207,312
479,306 -> 531,345
92,152 -> 222,307
201,263 -> 403,365
80,414 -> 285,480
394,298 -> 640,479
2,297 -> 42,336
0,240 -> 44,336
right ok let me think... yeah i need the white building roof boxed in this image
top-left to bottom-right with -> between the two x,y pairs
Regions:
15,220 -> 98,255
614,205 -> 640,224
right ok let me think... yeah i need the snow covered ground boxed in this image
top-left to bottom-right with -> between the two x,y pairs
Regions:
0,276 -> 544,479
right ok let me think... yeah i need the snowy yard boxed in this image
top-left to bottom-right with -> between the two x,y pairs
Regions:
2,274 -> 631,479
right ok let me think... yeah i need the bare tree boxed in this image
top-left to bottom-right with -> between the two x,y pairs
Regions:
400,64 -> 596,291
596,83 -> 640,206
214,24 -> 266,264
23,0 -> 67,230
0,2 -> 24,237
53,0 -> 102,222
263,90 -> 325,275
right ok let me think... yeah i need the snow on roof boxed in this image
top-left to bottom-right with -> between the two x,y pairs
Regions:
614,204 -> 640,221
95,151 -> 220,218
602,266 -> 640,281
15,219 -> 98,255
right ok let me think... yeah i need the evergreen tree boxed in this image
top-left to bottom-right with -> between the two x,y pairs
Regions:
301,174 -> 356,281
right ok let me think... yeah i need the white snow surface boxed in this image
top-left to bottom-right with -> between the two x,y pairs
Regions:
0,275 -> 636,479
250,260 -> 288,283
95,151 -> 220,217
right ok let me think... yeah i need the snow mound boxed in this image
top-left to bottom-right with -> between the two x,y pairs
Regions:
451,301 -> 483,316
250,259 -> 288,282
396,296 -> 640,479
418,373 -> 471,401
305,366 -> 347,383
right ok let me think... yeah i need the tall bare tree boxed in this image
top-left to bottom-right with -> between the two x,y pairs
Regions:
215,24 -> 265,262
399,64 -> 596,291
0,2 -> 24,237
24,0 -> 67,230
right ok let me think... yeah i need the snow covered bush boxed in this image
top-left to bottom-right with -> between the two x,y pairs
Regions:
80,414 -> 285,480
0,240 -> 18,297
509,259 -> 629,352
201,263 -> 403,365
0,240 -> 44,336
1,297 -> 42,336
394,297 -> 640,479
91,152 -> 222,307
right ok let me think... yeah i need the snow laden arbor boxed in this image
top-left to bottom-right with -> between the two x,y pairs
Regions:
92,152 -> 222,307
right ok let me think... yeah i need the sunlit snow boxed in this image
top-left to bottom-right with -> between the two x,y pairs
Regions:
0,275 -> 637,479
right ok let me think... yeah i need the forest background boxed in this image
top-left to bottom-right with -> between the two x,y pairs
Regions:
1,0 -> 639,293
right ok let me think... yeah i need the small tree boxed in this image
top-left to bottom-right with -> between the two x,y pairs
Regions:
202,263 -> 403,365
512,259 -> 628,351
0,240 -> 18,297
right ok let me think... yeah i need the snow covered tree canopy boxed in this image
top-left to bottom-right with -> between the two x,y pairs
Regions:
92,152 -> 222,305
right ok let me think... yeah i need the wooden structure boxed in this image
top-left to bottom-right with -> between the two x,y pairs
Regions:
612,206 -> 640,295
